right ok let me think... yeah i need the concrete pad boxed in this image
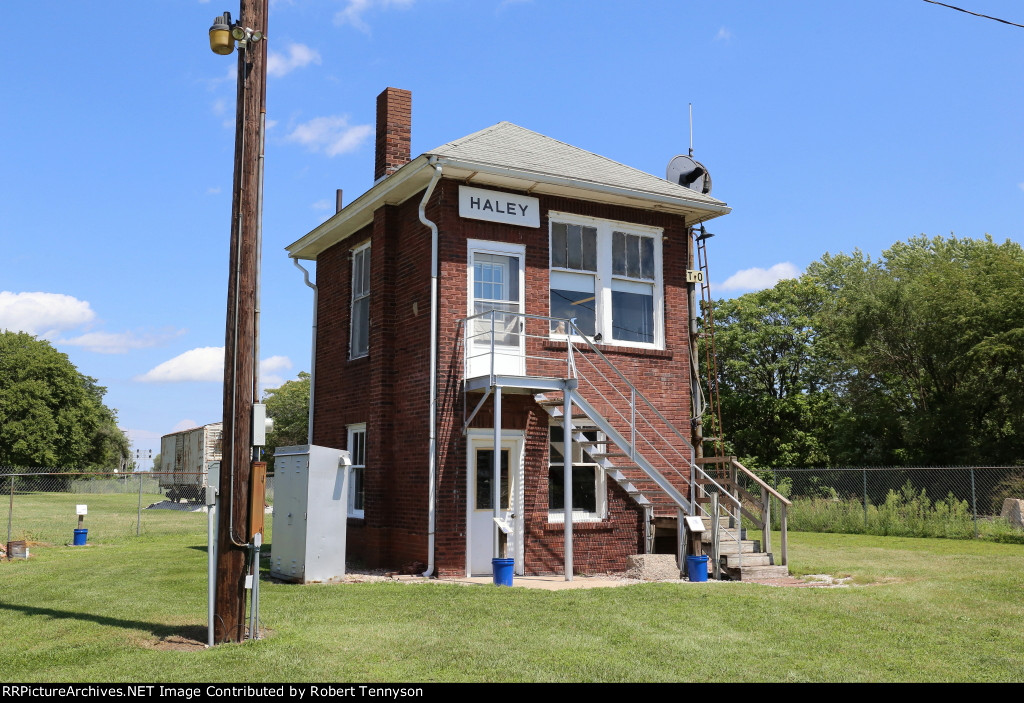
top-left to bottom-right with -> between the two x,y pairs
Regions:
442,575 -> 643,590
625,554 -> 680,581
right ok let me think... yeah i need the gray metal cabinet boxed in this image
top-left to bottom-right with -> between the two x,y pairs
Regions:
270,445 -> 351,583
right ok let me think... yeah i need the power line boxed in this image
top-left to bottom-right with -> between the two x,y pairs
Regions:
922,0 -> 1024,29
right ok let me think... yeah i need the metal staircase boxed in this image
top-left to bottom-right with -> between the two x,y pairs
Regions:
461,310 -> 790,579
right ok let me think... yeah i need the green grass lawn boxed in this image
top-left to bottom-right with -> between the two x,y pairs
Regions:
1,514 -> 1022,682
4,490 -> 205,546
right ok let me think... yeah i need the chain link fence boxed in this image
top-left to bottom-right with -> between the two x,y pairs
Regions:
2,469 -> 275,555
765,466 -> 1024,543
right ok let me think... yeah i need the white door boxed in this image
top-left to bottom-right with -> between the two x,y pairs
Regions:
467,433 -> 524,576
467,243 -> 525,378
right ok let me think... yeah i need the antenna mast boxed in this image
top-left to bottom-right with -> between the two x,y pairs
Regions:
688,103 -> 694,157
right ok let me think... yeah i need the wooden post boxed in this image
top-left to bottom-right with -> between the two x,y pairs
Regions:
710,491 -> 720,580
216,0 -> 268,645
780,504 -> 788,566
762,486 -> 771,556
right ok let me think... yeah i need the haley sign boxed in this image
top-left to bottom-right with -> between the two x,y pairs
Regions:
458,186 -> 539,228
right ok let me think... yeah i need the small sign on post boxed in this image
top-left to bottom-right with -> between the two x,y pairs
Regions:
74,505 -> 88,546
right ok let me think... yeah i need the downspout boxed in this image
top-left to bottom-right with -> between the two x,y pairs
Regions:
292,257 -> 317,445
418,156 -> 443,577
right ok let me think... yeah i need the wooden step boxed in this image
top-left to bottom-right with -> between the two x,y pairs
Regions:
710,540 -> 760,554
702,529 -> 746,541
724,564 -> 790,580
722,553 -> 773,568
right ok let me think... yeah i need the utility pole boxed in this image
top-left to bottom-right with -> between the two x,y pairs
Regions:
210,0 -> 268,644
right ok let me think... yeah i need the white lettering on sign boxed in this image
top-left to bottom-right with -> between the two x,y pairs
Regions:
458,186 -> 540,228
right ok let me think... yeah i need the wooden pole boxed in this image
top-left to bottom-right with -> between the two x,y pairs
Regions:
215,0 -> 268,645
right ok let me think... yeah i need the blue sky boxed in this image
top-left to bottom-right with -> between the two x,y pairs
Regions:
1,0 -> 1022,465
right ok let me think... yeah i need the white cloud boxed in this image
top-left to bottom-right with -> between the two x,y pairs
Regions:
719,262 -> 800,292
312,198 -> 333,211
212,97 -> 228,116
715,27 -> 733,41
172,419 -> 201,432
136,346 -> 224,382
1018,182 -> 1024,192
207,186 -> 222,195
267,43 -> 321,77
136,347 -> 292,386
334,0 -> 416,33
58,329 -> 186,355
286,116 -> 373,157
259,355 -> 293,388
0,291 -> 96,337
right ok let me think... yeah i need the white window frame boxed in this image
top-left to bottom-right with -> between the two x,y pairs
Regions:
347,423 -> 366,518
466,239 -> 527,318
548,212 -> 664,350
349,241 -> 371,360
547,426 -> 607,524
465,239 -> 527,377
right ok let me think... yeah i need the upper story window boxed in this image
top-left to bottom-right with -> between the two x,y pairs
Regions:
549,214 -> 663,348
350,242 -> 370,359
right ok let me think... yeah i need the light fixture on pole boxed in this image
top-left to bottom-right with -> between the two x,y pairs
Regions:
209,11 -> 265,55
209,13 -> 234,55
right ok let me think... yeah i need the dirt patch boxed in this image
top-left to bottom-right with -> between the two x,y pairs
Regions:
136,626 -> 209,651
744,573 -> 854,588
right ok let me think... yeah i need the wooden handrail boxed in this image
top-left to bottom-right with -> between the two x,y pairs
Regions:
731,458 -> 792,506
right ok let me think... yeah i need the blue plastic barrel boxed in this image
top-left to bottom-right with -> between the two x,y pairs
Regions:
686,554 -> 709,582
492,557 -> 515,586
73,528 -> 88,546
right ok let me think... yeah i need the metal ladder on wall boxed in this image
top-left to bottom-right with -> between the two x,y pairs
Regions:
694,227 -> 727,476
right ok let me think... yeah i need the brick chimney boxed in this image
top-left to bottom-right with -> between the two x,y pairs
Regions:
374,87 -> 411,180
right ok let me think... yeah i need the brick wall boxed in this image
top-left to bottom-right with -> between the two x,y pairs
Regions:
312,176 -> 693,575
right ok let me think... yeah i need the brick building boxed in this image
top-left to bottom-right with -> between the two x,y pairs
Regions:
285,88 -> 733,579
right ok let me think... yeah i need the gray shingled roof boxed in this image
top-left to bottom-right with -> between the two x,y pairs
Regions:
427,121 -> 726,208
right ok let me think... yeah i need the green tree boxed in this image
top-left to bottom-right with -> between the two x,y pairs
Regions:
711,234 -> 1024,468
709,277 -> 841,469
0,331 -> 130,470
262,371 -> 310,469
818,235 -> 1024,465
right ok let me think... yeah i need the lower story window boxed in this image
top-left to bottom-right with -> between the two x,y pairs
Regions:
548,426 -> 605,522
347,423 -> 366,518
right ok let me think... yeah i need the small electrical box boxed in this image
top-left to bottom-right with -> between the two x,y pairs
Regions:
249,461 -> 267,540
252,403 -> 268,446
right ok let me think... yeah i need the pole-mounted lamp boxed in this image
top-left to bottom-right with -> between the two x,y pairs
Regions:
209,11 -> 264,55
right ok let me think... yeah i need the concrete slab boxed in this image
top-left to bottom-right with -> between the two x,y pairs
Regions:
441,575 -> 646,590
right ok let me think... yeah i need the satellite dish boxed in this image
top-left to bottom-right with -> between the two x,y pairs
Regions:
666,155 -> 712,195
